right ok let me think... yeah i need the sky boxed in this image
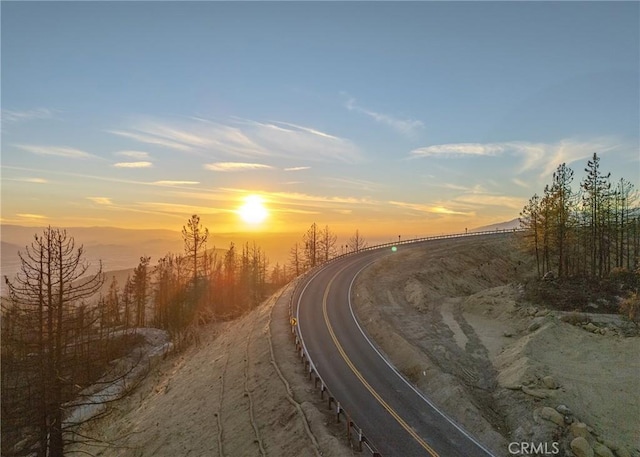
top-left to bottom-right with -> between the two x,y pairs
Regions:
2,1 -> 639,241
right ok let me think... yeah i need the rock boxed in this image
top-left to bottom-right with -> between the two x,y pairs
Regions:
543,271 -> 555,281
571,437 -> 594,457
535,309 -> 549,317
593,442 -> 615,457
522,385 -> 548,399
585,322 -> 598,333
556,404 -> 572,415
540,406 -> 565,426
570,422 -> 592,441
598,439 -> 618,451
614,446 -> 631,457
528,317 -> 546,332
542,375 -> 558,389
503,331 -> 514,337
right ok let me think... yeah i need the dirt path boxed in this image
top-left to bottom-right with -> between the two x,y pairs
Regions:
69,284 -> 352,457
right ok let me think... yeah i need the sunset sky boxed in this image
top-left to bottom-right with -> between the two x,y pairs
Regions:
2,1 -> 638,240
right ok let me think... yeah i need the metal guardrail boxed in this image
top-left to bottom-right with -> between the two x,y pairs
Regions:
287,228 -> 520,455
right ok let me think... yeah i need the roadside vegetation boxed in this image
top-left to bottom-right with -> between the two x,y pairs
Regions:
519,152 -> 640,321
1,212 -> 366,456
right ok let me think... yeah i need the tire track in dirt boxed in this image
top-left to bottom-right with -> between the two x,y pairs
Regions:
244,317 -> 267,457
267,289 -> 323,457
216,341 -> 230,457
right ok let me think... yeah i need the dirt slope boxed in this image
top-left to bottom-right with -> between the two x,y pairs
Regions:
352,234 -> 639,457
69,285 -> 352,457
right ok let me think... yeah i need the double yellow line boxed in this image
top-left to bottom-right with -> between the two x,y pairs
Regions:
322,264 -> 440,457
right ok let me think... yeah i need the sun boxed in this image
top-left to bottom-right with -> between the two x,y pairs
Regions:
238,195 -> 268,225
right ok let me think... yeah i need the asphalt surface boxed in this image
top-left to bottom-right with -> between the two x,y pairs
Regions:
295,243 -> 496,457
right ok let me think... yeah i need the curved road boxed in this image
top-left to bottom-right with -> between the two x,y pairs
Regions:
295,241 -> 496,457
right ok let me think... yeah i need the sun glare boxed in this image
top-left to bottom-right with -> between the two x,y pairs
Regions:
238,195 -> 268,225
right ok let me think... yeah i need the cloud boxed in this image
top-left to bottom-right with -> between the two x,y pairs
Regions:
152,180 -> 200,186
87,197 -> 113,205
14,144 -> 94,159
452,193 -> 524,210
345,97 -> 424,135
108,129 -> 194,152
410,143 -> 510,158
115,150 -> 151,159
204,162 -> 274,172
388,200 -> 472,216
284,166 -> 311,172
139,202 -> 229,215
110,117 -> 362,163
16,213 -> 47,220
2,108 -> 54,123
10,177 -> 48,184
324,177 -> 381,192
113,161 -> 153,168
409,138 -> 623,177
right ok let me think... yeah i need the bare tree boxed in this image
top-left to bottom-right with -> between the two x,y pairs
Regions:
318,225 -> 338,262
303,222 -> 320,269
131,256 -> 151,327
289,242 -> 303,277
182,214 -> 209,285
3,227 -> 104,457
347,229 -> 368,253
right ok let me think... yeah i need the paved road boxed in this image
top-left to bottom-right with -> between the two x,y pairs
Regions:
295,242 -> 496,457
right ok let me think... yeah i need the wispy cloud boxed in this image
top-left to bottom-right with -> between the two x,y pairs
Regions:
14,144 -> 94,159
113,161 -> 153,168
345,96 -> 424,135
115,150 -> 151,159
87,197 -> 113,205
152,180 -> 200,186
16,213 -> 47,220
204,162 -> 274,172
409,138 -> 624,177
388,200 -> 472,216
108,129 -> 194,152
324,177 -> 381,192
2,108 -> 54,123
139,202 -> 229,215
9,177 -> 49,184
452,193 -> 524,210
284,166 -> 311,172
410,143 -> 510,158
110,116 -> 362,163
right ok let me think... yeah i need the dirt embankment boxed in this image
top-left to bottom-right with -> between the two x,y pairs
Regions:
68,286 -> 353,457
352,234 -> 639,457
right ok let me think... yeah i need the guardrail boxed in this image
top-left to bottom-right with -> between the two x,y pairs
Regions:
288,228 -> 520,455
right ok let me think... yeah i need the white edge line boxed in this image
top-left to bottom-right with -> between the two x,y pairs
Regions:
347,256 -> 497,457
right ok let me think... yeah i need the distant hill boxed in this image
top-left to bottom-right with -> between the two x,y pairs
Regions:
1,225 -> 300,294
470,218 -> 520,233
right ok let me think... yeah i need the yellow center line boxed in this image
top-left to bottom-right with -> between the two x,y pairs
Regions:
322,263 -> 440,457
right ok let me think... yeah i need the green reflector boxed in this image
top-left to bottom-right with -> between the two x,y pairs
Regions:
391,246 -> 397,252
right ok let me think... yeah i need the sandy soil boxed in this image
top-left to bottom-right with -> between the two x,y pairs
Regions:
352,235 -> 639,457
68,285 -> 353,457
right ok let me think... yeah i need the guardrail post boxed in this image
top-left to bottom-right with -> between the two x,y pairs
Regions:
320,382 -> 325,399
357,429 -> 363,452
336,402 -> 341,423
